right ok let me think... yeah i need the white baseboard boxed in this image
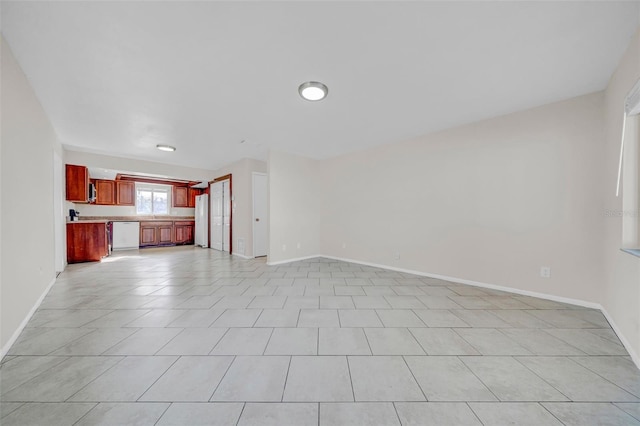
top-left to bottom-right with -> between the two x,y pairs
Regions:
267,254 -> 322,266
321,254 -> 601,309
1,276 -> 56,360
322,254 -> 640,369
600,307 -> 640,370
231,252 -> 253,260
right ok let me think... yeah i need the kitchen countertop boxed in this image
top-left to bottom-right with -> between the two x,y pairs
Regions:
67,220 -> 109,224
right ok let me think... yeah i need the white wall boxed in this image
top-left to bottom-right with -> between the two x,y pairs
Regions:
76,203 -> 194,218
602,27 -> 640,362
319,93 -> 605,303
1,38 -> 62,355
267,31 -> 640,362
268,96 -> 606,302
268,151 -> 320,263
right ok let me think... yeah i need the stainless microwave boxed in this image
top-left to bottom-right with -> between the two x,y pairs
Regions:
88,183 -> 96,202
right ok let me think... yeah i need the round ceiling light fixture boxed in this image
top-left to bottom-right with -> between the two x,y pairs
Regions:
298,81 -> 328,101
156,144 -> 176,152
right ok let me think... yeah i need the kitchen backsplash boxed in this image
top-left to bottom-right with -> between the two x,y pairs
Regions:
69,203 -> 195,219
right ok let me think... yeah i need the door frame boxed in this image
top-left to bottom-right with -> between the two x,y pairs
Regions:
209,173 -> 232,253
252,172 -> 268,258
53,151 -> 65,272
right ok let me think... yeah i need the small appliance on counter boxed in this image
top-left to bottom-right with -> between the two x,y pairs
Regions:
69,209 -> 80,221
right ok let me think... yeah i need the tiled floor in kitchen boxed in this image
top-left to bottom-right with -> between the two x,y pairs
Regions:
1,246 -> 640,425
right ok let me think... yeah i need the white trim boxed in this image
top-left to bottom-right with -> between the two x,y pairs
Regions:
321,254 -> 640,369
267,254 -> 322,266
600,307 -> 640,370
321,254 -> 601,309
1,276 -> 56,360
232,252 -> 253,260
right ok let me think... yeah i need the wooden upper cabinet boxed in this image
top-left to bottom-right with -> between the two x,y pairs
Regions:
173,186 -> 189,207
116,181 -> 135,206
94,180 -> 116,205
66,164 -> 89,202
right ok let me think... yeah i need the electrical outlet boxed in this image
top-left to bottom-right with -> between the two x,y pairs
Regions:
394,251 -> 400,260
282,244 -> 286,252
540,266 -> 551,278
342,242 -> 347,249
297,242 -> 301,249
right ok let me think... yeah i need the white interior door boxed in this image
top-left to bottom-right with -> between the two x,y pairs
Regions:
222,180 -> 231,253
252,172 -> 268,257
210,182 -> 223,251
210,180 -> 231,252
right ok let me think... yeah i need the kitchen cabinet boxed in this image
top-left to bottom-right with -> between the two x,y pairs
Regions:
139,220 -> 194,247
140,221 -> 174,247
94,179 -> 116,205
66,164 -> 89,202
187,188 -> 202,208
116,181 -> 135,205
173,186 -> 189,207
174,221 -> 195,244
66,222 -> 108,263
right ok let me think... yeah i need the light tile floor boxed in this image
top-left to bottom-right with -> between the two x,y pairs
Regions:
1,246 -> 640,425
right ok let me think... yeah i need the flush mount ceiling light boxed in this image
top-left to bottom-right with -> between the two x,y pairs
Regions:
298,81 -> 328,101
156,144 -> 176,152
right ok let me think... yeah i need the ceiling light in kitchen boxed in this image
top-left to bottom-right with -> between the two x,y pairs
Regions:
298,81 -> 328,101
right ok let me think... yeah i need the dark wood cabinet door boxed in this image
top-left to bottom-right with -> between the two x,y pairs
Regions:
184,224 -> 194,244
174,225 -> 186,243
173,186 -> 188,207
95,180 -> 116,205
66,223 -> 107,263
187,188 -> 201,207
158,225 -> 173,244
174,222 -> 194,244
139,226 -> 157,246
116,181 -> 135,206
65,164 -> 89,202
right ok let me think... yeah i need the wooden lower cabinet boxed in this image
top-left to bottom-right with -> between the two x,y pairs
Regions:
67,222 -> 108,263
139,221 -> 193,247
158,224 -> 174,245
174,221 -> 195,245
140,225 -> 157,246
140,221 -> 173,247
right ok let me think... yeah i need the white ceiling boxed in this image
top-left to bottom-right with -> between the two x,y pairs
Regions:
2,1 -> 639,170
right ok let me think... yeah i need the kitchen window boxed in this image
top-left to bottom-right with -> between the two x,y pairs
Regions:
136,184 -> 171,215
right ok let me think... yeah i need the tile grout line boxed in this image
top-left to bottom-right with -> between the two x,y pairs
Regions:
401,355 -> 428,402
510,356 -> 573,402
70,402 -> 99,426
464,401 -> 487,426
135,355 -> 182,402
280,356 -> 293,402
208,355 -> 237,401
345,355 -> 356,402
153,401 -> 173,426
64,354 -> 129,402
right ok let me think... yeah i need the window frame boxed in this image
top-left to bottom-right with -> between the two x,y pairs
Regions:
135,183 -> 172,216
